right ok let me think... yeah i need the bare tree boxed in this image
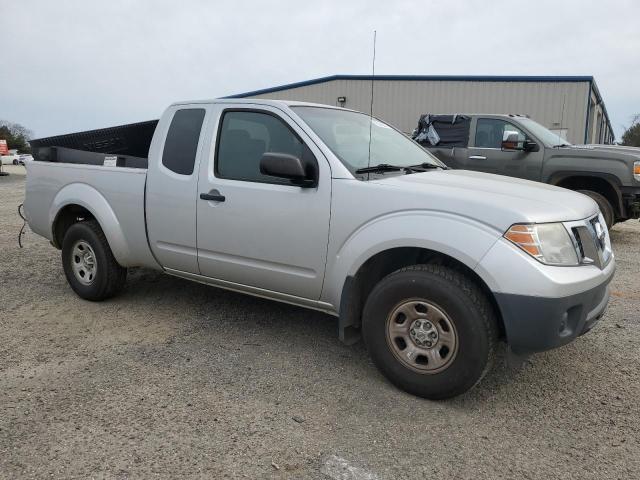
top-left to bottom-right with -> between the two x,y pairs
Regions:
0,120 -> 33,153
621,114 -> 640,147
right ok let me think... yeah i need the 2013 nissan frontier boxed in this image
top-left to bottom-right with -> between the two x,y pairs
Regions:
24,100 -> 615,399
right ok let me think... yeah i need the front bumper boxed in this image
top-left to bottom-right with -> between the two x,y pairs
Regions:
494,267 -> 614,355
621,187 -> 640,219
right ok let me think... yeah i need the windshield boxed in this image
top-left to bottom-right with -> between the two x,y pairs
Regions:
517,117 -> 572,147
292,106 -> 444,176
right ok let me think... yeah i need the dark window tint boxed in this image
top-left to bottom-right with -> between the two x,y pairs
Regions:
216,111 -> 306,183
475,119 -> 525,149
162,108 -> 205,175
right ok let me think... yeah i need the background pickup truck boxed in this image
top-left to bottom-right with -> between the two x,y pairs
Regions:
412,113 -> 640,228
24,100 -> 614,399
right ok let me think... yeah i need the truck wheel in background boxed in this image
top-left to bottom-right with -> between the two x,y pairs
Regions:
577,190 -> 615,229
362,264 -> 498,400
61,220 -> 127,301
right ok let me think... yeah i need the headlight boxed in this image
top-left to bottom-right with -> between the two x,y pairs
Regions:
634,161 -> 640,181
504,223 -> 579,266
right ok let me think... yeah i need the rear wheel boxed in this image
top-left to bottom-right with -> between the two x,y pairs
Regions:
62,220 -> 127,301
362,264 -> 498,400
578,190 -> 615,229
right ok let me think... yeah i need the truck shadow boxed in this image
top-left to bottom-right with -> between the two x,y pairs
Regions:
123,266 -> 339,340
118,267 -> 603,405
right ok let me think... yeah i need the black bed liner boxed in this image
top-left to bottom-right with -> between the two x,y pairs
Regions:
30,120 -> 158,169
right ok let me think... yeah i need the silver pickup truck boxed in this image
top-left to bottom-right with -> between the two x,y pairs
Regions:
24,100 -> 615,399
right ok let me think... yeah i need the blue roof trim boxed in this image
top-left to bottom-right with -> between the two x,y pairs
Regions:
225,74 -> 595,99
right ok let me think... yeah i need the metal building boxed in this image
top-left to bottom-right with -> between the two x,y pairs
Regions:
228,75 -> 613,144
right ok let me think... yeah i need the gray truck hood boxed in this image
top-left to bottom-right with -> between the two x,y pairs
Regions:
573,144 -> 640,156
559,144 -> 640,162
372,169 -> 597,231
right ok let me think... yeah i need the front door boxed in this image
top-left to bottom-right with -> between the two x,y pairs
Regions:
465,117 -> 544,181
196,106 -> 331,300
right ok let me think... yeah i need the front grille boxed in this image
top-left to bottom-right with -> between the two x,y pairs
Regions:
568,214 -> 612,269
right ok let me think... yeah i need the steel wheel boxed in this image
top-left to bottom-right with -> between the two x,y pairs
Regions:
385,299 -> 459,374
70,240 -> 97,285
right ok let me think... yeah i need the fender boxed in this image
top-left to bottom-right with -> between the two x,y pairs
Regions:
547,170 -> 623,189
547,170 -> 624,215
50,183 -> 132,266
321,210 -> 503,309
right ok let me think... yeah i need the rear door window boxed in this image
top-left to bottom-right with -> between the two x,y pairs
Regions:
475,119 -> 525,149
162,108 -> 206,175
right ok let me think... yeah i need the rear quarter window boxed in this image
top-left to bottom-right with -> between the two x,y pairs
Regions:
162,108 -> 206,175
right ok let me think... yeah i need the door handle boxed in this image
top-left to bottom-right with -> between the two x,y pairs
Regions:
469,155 -> 487,160
200,190 -> 225,202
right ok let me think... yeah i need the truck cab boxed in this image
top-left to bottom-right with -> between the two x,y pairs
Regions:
413,113 -> 640,227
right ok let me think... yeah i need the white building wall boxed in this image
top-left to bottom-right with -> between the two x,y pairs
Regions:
247,79 -> 591,144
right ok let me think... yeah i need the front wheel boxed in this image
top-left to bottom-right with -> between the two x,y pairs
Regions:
61,220 -> 127,301
577,190 -> 615,229
363,264 -> 498,400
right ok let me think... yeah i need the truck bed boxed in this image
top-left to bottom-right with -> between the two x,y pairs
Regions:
29,120 -> 158,169
24,157 -> 158,270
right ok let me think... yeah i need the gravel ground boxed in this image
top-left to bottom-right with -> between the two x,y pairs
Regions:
1,165 -> 639,479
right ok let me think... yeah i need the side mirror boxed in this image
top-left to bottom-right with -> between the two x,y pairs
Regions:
259,152 -> 316,187
501,130 -> 539,152
501,131 -> 522,151
523,140 -> 539,152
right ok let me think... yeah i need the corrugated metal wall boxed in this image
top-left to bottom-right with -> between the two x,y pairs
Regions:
587,90 -> 613,144
247,80 -> 591,144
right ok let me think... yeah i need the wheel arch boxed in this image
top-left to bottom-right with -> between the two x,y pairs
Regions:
52,203 -> 96,247
549,172 -> 624,218
50,183 -> 132,265
324,213 -> 503,345
336,245 -> 505,346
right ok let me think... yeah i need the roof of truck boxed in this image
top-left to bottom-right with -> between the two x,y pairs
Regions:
171,98 -> 348,110
422,113 -> 530,118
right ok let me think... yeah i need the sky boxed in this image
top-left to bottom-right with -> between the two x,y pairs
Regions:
1,0 -> 638,140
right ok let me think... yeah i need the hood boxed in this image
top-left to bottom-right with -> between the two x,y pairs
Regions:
372,169 -> 598,231
575,144 -> 640,153
562,144 -> 640,161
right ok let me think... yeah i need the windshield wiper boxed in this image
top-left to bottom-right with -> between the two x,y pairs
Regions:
355,164 -> 403,174
405,162 -> 447,171
553,143 -> 571,148
355,162 -> 445,175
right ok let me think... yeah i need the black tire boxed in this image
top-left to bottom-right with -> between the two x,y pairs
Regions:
61,220 -> 127,301
362,264 -> 498,400
13,159 -> 18,165
577,190 -> 615,229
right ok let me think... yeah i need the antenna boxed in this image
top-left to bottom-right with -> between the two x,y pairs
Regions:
559,94 -> 566,141
366,30 -> 377,173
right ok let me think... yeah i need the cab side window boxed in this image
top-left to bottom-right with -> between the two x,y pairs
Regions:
216,110 -> 310,184
475,119 -> 525,149
162,108 -> 206,175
